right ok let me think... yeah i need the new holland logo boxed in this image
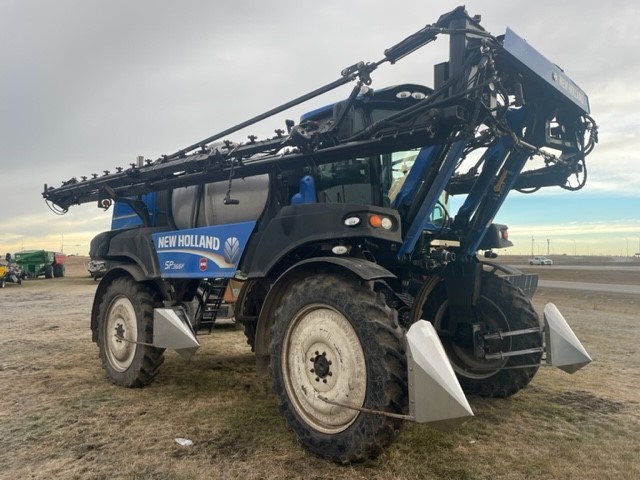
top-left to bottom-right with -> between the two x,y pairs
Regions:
224,237 -> 240,264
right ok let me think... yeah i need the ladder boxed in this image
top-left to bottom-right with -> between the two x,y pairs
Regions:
195,279 -> 229,334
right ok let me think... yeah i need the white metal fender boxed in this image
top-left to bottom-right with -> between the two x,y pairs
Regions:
405,320 -> 473,430
153,307 -> 200,360
544,303 -> 592,373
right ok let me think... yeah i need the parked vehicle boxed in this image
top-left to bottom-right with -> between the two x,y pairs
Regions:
13,250 -> 67,278
87,259 -> 107,280
530,256 -> 553,265
0,260 -> 25,288
42,7 -> 595,463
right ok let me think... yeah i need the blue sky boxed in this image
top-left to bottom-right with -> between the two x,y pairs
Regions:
493,193 -> 640,256
1,0 -> 639,257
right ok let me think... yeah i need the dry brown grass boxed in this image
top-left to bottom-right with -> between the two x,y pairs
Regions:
0,256 -> 638,479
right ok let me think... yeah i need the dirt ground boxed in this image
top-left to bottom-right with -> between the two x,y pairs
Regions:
0,256 -> 638,479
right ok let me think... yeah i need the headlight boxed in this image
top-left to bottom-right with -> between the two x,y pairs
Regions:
344,216 -> 361,226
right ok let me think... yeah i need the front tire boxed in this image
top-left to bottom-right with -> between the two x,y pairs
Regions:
96,277 -> 165,387
270,274 -> 406,464
423,273 -> 541,398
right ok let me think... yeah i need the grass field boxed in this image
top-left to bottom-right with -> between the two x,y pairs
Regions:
0,256 -> 638,479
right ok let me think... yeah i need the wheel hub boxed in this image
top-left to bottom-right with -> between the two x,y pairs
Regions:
115,323 -> 125,341
310,351 -> 332,381
453,323 -> 474,349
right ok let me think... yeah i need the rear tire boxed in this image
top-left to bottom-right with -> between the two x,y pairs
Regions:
53,264 -> 65,278
236,279 -> 268,352
44,265 -> 54,279
96,277 -> 165,387
269,274 -> 406,463
423,273 -> 541,398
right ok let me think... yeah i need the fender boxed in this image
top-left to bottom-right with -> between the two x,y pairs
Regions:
253,256 -> 396,373
90,227 -> 164,279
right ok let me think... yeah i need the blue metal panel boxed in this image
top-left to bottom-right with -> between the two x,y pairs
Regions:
300,104 -> 333,122
392,146 -> 439,210
111,192 -> 156,229
455,137 -> 510,223
397,140 -> 466,258
151,221 -> 256,278
461,148 -> 530,257
503,28 -> 589,114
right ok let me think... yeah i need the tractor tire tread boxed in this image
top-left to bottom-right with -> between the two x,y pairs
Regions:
97,277 -> 164,388
269,274 -> 407,464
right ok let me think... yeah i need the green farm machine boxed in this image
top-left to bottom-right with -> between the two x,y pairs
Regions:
14,250 -> 67,279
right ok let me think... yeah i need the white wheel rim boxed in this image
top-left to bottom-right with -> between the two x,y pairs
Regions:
105,296 -> 138,372
281,304 -> 366,434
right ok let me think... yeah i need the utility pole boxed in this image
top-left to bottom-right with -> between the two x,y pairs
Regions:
531,236 -> 534,258
547,238 -> 550,256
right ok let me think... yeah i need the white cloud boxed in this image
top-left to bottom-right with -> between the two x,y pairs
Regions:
510,220 -> 640,238
1,0 -> 638,256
